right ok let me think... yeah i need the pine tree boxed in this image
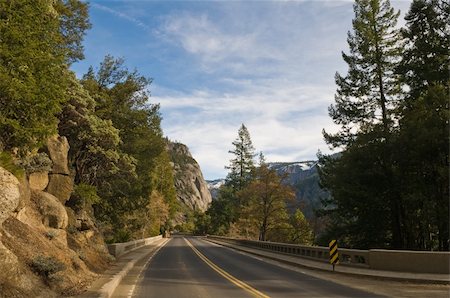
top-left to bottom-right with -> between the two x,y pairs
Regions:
325,0 -> 401,146
394,0 -> 449,250
397,0 -> 449,102
225,124 -> 256,192
320,0 -> 405,248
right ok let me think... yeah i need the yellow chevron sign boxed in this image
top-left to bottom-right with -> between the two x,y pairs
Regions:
329,240 -> 339,266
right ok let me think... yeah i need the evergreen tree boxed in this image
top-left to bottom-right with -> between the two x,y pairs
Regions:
320,0 -> 405,248
394,0 -> 449,250
397,0 -> 449,102
325,0 -> 401,146
225,124 -> 256,191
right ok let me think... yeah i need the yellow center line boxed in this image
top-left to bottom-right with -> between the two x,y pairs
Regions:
184,237 -> 270,298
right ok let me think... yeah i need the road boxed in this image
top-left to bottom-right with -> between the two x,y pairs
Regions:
132,236 -> 383,297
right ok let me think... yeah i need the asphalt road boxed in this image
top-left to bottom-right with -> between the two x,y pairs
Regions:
132,236 -> 383,298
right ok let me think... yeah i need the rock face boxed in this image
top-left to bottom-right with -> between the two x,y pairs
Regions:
47,135 -> 70,175
32,190 -> 68,229
46,135 -> 73,203
47,174 -> 73,203
29,172 -> 49,190
0,167 -> 21,225
168,142 -> 212,212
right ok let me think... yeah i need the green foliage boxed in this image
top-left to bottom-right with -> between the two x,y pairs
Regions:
0,152 -> 24,179
238,163 -> 295,241
225,124 -> 256,192
54,0 -> 91,63
59,56 -> 178,242
392,85 -> 449,250
0,0 -> 89,154
193,211 -> 211,235
69,183 -> 100,211
287,209 -> 314,245
30,255 -> 66,279
17,153 -> 52,174
397,0 -> 449,100
319,0 -> 449,250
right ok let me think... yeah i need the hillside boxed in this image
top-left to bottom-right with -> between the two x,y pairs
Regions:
267,161 -> 330,220
0,136 -> 111,297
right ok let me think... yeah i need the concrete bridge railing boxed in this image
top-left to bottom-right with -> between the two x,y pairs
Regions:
107,235 -> 163,258
206,235 -> 450,274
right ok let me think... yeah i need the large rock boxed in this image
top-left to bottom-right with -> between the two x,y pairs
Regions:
47,135 -> 70,175
0,167 -> 20,225
168,142 -> 212,212
32,190 -> 68,229
28,172 -> 49,191
46,174 -> 73,203
0,242 -> 21,285
15,175 -> 31,213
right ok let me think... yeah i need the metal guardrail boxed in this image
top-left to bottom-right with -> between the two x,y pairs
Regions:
206,235 -> 450,274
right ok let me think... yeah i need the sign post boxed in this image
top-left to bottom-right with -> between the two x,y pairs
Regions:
328,239 -> 339,271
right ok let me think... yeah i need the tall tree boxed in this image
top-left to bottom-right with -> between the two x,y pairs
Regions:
394,0 -> 449,250
325,0 -> 401,146
0,0 -> 90,154
68,56 -> 176,242
320,0 -> 405,248
239,162 -> 295,241
225,124 -> 256,192
397,0 -> 449,102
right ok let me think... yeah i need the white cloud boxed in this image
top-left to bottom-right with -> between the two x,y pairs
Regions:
86,0 -> 413,179
155,80 -> 339,179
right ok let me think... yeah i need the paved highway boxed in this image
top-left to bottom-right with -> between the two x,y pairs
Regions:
132,236 -> 383,297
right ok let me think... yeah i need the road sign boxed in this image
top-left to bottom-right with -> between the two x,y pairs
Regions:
329,240 -> 339,271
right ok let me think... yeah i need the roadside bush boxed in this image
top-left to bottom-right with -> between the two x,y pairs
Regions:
30,255 -> 66,280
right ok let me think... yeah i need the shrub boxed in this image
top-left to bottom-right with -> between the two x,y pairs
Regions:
0,151 -> 24,179
45,230 -> 57,240
77,250 -> 86,261
68,183 -> 100,211
30,256 -> 66,279
17,152 -> 52,174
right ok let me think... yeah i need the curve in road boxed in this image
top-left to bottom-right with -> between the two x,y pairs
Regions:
132,236 -> 384,298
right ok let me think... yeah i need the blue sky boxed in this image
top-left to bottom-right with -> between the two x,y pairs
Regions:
72,0 -> 412,180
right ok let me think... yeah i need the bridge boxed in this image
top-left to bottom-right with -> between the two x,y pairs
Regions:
82,235 -> 450,297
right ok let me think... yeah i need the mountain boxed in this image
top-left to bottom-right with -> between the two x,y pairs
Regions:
167,141 -> 212,213
206,179 -> 225,200
267,161 -> 329,220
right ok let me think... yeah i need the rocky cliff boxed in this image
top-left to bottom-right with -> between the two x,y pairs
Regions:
0,136 -> 111,297
167,142 -> 212,213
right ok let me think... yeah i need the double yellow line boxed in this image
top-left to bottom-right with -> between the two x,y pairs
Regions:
184,238 -> 270,298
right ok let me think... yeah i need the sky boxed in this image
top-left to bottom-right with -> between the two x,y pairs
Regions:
71,0 -> 412,180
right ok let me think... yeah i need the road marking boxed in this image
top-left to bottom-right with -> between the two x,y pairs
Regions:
184,238 -> 270,298
127,238 -> 171,298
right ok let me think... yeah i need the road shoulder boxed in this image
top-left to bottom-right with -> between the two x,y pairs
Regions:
79,237 -> 170,298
